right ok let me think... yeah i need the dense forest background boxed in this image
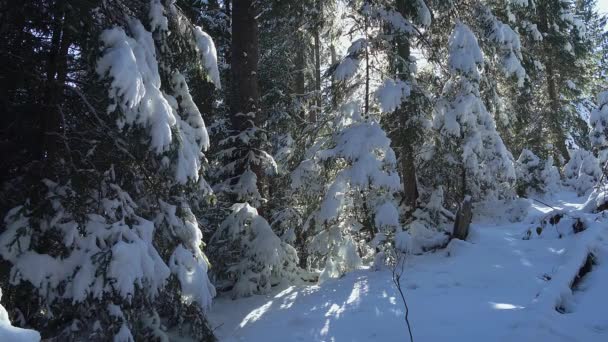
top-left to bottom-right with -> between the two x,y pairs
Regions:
1,0 -> 608,340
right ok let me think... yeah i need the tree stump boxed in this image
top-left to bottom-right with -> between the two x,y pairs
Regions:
453,196 -> 472,240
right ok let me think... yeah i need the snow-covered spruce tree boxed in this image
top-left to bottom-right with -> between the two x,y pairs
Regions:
563,149 -> 602,196
398,187 -> 453,254
515,149 -> 561,196
207,0 -> 300,297
208,203 -> 300,297
290,1 -> 407,280
431,23 -> 516,205
371,0 -> 454,254
0,1 -> 220,340
504,0 -> 592,160
255,0 -> 337,271
375,0 -> 432,214
590,91 -> 608,165
413,0 -> 529,211
292,104 -> 402,282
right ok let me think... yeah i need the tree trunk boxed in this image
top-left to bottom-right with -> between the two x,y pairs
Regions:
394,0 -> 418,211
231,0 -> 259,117
294,33 -> 306,97
42,0 -> 70,162
231,0 -> 267,213
538,3 -> 569,162
364,16 -> 370,116
452,196 -> 472,240
312,0 -> 322,123
330,42 -> 339,106
545,61 -> 570,161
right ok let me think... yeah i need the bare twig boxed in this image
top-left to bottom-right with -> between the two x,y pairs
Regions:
529,197 -> 562,212
391,251 -> 414,342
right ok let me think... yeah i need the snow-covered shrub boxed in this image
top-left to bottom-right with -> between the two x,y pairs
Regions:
293,104 -> 402,281
474,197 -> 531,223
515,149 -> 560,195
402,187 -> 452,254
523,211 -> 589,240
563,149 -> 602,196
209,203 -> 299,297
1,177 -> 169,340
590,91 -> 608,164
582,188 -> 608,213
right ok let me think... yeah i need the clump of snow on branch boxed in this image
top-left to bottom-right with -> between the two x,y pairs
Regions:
447,23 -> 484,80
96,21 -> 176,153
193,26 -> 221,89
160,200 -> 216,309
149,0 -> 168,32
375,78 -> 411,113
97,21 -> 217,184
480,7 -> 526,86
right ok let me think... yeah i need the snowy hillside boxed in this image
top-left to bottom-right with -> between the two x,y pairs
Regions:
209,192 -> 608,342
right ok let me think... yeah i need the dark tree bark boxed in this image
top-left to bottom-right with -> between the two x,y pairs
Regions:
231,0 -> 259,118
230,0 -> 267,214
42,0 -> 71,162
312,0 -> 322,123
452,196 -> 472,240
294,33 -> 306,97
393,0 -> 419,211
538,2 -> 570,162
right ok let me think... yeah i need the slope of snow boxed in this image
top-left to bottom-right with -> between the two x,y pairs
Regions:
208,192 -> 608,341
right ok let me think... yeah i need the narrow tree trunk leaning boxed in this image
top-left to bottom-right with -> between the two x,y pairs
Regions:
452,195 -> 472,240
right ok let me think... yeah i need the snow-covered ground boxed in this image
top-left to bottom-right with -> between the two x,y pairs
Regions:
208,192 -> 608,341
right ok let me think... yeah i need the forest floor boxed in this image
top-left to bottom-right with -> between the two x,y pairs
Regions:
208,191 -> 608,342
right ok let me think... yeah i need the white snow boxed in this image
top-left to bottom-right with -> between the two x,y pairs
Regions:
149,0 -> 168,32
193,26 -> 221,89
447,23 -> 483,80
334,56 -> 360,81
414,0 -> 431,27
375,78 -> 411,113
96,21 -> 217,184
590,91 -> 608,163
479,7 -> 525,87
96,21 -> 176,154
208,192 -> 608,341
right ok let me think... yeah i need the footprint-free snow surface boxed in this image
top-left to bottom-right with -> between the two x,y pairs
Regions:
208,192 -> 608,342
